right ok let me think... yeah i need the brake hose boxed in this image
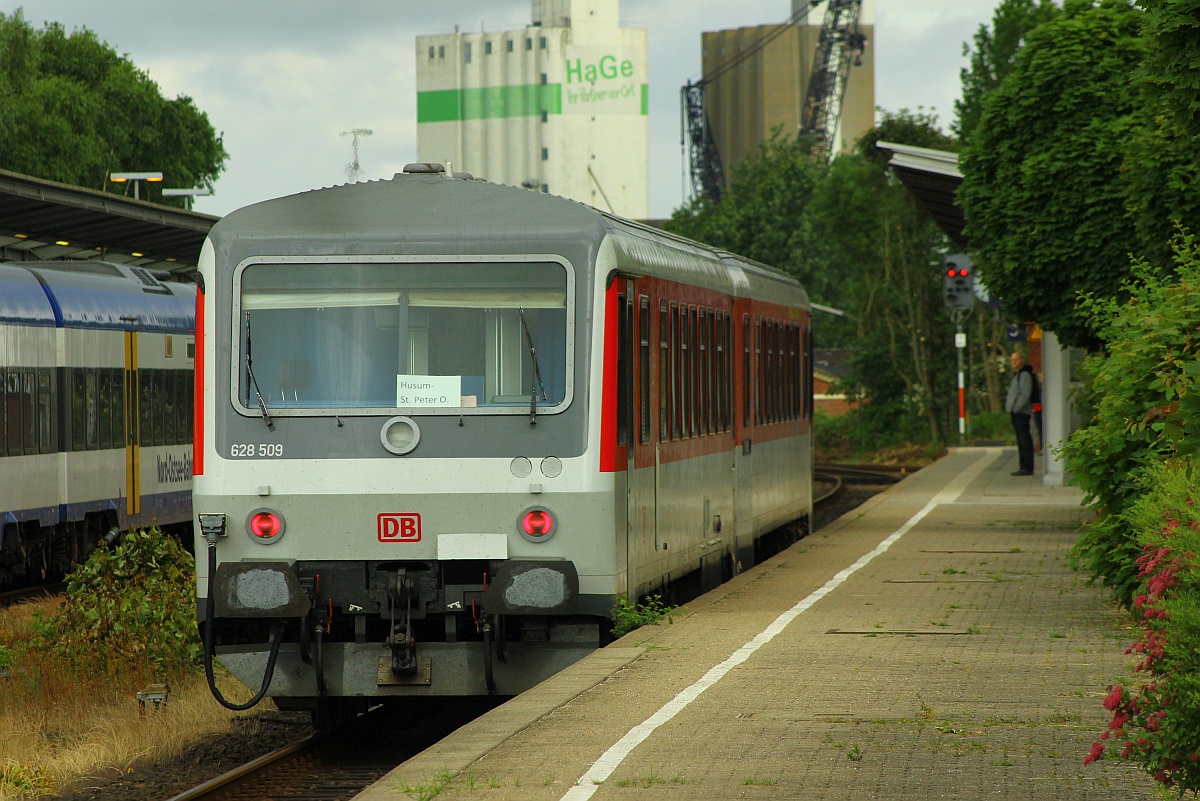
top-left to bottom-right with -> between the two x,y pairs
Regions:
203,542 -> 286,711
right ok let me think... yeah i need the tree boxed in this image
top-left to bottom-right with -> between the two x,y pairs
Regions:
953,0 -> 1061,143
668,111 -> 964,447
0,10 -> 227,204
666,131 -> 841,311
958,0 -> 1145,350
1123,1 -> 1200,267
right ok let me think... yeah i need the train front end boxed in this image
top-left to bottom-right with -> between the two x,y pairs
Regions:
193,175 -> 615,709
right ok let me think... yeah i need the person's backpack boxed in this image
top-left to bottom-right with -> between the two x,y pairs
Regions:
1021,364 -> 1041,412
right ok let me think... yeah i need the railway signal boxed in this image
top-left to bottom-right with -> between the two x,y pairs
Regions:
943,255 -> 974,309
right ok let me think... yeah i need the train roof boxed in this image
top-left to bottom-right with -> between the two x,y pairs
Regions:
210,174 -> 809,310
0,261 -> 194,333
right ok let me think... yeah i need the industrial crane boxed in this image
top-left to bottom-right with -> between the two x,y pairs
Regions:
799,0 -> 867,162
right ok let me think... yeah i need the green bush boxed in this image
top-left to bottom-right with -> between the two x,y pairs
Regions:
1085,461 -> 1200,792
42,527 -> 201,677
1063,231 -> 1200,606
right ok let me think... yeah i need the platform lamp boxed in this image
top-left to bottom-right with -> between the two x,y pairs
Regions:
162,187 -> 212,210
109,171 -> 163,201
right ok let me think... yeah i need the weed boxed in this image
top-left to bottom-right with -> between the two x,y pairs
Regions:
916,693 -> 937,722
743,776 -> 776,786
847,744 -> 863,761
942,567 -> 966,575
0,762 -> 53,797
394,768 -> 454,801
610,594 -> 681,639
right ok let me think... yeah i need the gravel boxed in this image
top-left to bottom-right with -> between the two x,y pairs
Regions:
51,711 -> 312,801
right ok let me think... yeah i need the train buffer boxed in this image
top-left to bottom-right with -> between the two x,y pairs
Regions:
354,448 -> 1159,800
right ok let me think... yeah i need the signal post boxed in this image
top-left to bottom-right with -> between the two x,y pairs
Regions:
943,254 -> 973,445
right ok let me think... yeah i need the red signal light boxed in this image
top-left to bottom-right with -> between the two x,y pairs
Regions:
946,268 -> 956,277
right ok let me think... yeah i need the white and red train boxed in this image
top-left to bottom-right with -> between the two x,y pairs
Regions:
0,261 -> 195,585
192,166 -> 812,717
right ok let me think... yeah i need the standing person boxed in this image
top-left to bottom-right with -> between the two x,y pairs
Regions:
1005,351 -> 1035,476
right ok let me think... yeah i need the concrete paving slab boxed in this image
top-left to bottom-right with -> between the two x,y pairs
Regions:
354,448 -> 1156,800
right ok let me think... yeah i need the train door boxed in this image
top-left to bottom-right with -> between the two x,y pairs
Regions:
616,284 -> 657,597
123,332 -> 140,519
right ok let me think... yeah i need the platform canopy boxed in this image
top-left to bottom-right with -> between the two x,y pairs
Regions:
0,168 -> 218,276
875,141 -> 965,248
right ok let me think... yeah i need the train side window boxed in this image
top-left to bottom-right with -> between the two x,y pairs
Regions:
726,314 -> 734,431
715,311 -> 724,431
140,370 -> 154,447
111,369 -> 127,448
36,370 -> 52,454
756,317 -> 765,425
639,296 -> 650,444
772,321 -> 782,424
21,371 -> 36,455
173,371 -> 187,445
83,370 -> 98,450
184,369 -> 194,440
96,369 -> 111,450
688,305 -> 698,437
659,301 -> 668,443
697,308 -> 707,436
162,370 -> 176,446
157,370 -> 170,446
68,369 -> 83,451
789,325 -> 797,420
677,304 -> 688,438
742,314 -> 751,428
669,302 -> 680,440
700,309 -> 710,434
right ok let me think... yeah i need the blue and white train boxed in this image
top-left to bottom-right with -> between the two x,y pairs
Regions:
0,261 -> 195,585
194,167 -> 813,720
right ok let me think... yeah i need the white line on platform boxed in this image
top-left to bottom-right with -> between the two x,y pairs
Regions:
560,448 -> 1003,801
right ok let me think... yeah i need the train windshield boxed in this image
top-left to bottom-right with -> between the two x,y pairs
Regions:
237,260 -> 570,414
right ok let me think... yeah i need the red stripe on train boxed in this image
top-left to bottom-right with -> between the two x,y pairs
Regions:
598,281 -> 621,473
193,287 -> 204,476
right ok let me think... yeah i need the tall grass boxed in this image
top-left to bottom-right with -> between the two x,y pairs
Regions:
0,597 -> 262,798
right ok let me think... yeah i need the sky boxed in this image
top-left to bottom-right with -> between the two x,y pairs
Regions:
8,0 -> 1003,219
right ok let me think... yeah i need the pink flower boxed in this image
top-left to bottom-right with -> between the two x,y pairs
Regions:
1103,686 -> 1125,710
1084,741 -> 1105,766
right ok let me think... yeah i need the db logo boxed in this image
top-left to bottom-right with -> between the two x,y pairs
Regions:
378,513 -> 421,543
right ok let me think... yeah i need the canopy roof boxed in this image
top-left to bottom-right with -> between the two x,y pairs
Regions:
0,168 -> 217,275
876,141 -> 966,248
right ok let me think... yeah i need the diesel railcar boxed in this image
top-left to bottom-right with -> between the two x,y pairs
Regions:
0,261 -> 195,585
193,167 -> 813,717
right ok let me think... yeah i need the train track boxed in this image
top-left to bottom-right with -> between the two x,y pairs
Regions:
167,698 -> 501,801
813,463 -> 909,507
0,582 -> 64,608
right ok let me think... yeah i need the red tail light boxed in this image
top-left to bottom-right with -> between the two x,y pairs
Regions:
519,507 -> 556,541
247,509 -> 285,543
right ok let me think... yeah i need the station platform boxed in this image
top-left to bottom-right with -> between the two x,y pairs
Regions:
355,448 -> 1158,800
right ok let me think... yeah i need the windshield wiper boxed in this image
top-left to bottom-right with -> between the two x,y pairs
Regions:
518,308 -> 547,426
244,312 -> 275,431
